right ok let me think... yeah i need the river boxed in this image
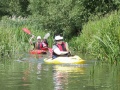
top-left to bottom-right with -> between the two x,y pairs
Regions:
0,53 -> 120,90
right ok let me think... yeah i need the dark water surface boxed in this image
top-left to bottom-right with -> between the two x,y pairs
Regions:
0,53 -> 120,90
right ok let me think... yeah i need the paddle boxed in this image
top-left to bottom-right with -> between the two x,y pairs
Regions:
43,33 -> 52,54
44,33 -> 50,39
22,28 -> 52,53
22,28 -> 50,39
22,28 -> 50,40
22,28 -> 32,35
48,48 -> 53,56
65,42 -> 73,57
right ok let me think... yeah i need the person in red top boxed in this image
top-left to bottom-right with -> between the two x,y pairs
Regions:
29,35 -> 48,50
52,35 -> 70,59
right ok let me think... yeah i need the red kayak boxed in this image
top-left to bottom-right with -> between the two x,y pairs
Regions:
29,48 -> 52,54
41,47 -> 48,50
29,50 -> 47,54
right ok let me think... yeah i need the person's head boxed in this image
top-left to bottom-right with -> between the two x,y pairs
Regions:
54,35 -> 63,44
37,36 -> 41,42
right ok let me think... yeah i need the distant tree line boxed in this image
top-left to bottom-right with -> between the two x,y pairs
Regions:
0,0 -> 120,38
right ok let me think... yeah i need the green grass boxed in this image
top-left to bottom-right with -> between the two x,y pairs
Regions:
70,11 -> 120,63
0,16 -> 52,58
1,11 -> 120,64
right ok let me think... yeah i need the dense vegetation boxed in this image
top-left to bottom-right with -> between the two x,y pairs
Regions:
70,11 -> 120,63
0,0 -> 120,63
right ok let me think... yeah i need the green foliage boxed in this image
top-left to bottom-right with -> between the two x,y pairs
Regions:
0,0 -> 29,17
0,0 -> 120,62
0,0 -> 10,17
0,0 -> 120,38
82,0 -> 119,15
70,11 -> 120,63
0,16 -> 51,58
27,0 -> 120,39
27,0 -> 87,38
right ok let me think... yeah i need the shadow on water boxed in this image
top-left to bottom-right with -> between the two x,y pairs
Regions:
0,52 -> 120,90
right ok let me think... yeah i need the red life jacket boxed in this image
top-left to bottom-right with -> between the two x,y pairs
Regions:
36,42 -> 43,49
56,42 -> 67,51
36,41 -> 48,50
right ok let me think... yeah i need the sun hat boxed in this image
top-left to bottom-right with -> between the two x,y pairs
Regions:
55,35 -> 63,41
37,36 -> 41,39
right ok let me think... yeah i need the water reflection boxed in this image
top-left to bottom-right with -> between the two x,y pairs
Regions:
36,63 -> 42,80
1,52 -> 120,90
53,64 -> 86,90
53,70 -> 68,90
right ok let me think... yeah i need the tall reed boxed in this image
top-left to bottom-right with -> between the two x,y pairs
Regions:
70,11 -> 120,63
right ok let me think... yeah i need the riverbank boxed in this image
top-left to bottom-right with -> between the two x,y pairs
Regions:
70,11 -> 120,63
0,11 -> 120,64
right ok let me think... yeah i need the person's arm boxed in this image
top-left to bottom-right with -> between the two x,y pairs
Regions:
29,35 -> 34,45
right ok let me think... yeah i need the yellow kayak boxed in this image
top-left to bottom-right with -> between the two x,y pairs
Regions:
44,55 -> 85,64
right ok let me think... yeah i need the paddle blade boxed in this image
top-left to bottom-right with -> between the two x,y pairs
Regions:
48,48 -> 53,56
44,33 -> 50,39
22,28 -> 31,35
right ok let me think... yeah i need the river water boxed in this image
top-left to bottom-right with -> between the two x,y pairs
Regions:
0,53 -> 120,90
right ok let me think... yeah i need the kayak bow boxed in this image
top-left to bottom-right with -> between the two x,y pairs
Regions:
29,50 -> 47,54
44,55 -> 85,64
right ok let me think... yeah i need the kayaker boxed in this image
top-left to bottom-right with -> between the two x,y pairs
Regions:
29,35 -> 48,50
52,35 -> 71,59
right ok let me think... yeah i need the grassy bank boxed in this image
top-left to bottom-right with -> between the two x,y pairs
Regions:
70,11 -> 120,63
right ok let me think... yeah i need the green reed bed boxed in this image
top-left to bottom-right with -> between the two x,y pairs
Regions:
0,16 -> 50,58
70,11 -> 120,63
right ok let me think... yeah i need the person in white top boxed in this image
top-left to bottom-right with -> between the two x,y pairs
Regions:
52,35 -> 70,59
